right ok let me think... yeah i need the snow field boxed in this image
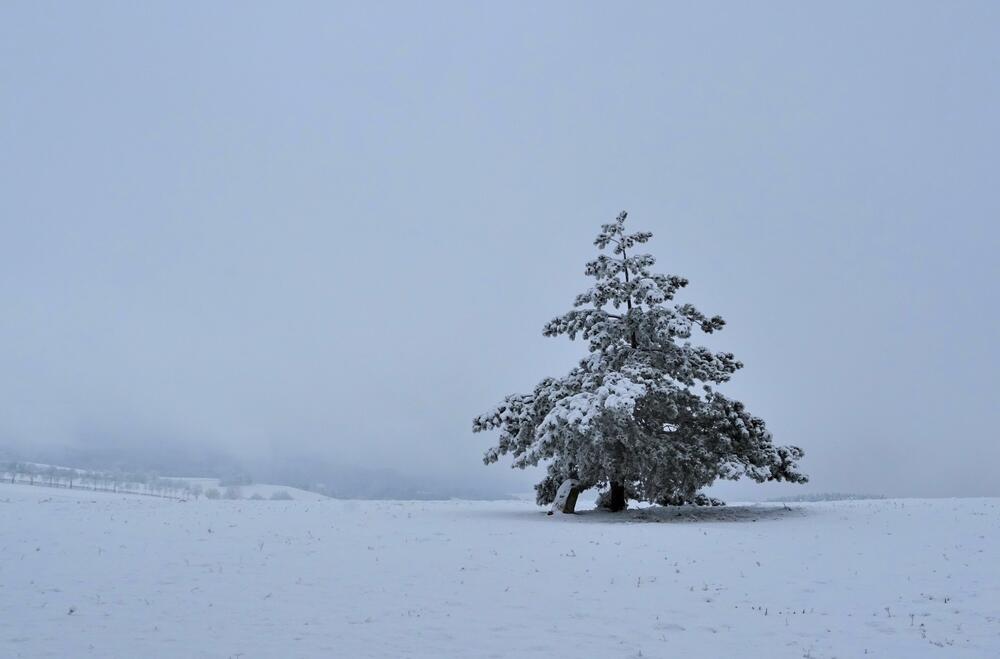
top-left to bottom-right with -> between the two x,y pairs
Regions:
2,484 -> 998,658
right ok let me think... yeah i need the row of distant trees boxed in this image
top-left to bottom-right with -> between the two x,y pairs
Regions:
0,462 -> 293,501
1,462 -> 191,499
201,485 -> 293,501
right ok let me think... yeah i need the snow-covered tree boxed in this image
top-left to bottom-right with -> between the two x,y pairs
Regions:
474,212 -> 806,511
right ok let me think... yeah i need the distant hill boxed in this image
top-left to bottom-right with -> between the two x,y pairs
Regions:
769,492 -> 887,502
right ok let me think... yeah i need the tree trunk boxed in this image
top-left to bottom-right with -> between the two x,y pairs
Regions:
608,481 -> 627,512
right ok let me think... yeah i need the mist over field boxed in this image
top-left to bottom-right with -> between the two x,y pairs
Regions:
3,2 -> 998,503
3,3 -> 1000,658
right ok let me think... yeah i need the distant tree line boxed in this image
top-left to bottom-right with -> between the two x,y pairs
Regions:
0,462 -> 294,502
0,462 -> 193,499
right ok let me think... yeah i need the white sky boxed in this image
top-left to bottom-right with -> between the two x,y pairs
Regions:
2,2 -> 998,497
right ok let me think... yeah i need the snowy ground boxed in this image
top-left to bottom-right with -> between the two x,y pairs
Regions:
2,483 -> 998,658
178,478 -> 330,502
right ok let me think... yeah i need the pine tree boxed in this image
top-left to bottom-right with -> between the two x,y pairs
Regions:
473,212 -> 806,511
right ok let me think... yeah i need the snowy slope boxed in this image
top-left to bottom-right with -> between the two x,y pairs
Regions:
178,477 -> 330,502
1,483 -> 998,658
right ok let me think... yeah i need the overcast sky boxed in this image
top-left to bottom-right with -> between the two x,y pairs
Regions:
2,2 -> 998,498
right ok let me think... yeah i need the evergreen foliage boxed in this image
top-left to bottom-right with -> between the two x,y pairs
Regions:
474,212 -> 806,509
